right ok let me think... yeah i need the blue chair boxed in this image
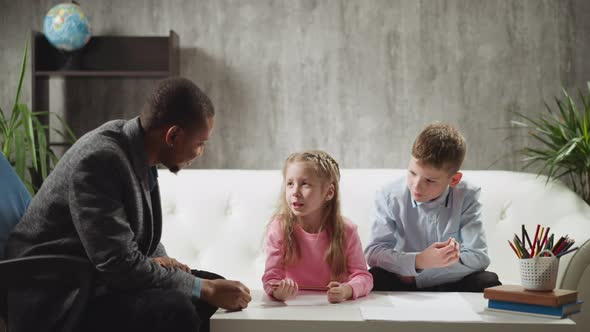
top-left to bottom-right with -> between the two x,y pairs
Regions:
0,152 -> 94,332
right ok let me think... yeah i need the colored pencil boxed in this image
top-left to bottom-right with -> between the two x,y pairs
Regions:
523,225 -> 533,249
531,224 -> 540,257
556,247 -> 578,258
513,236 -> 524,258
517,237 -> 530,258
560,239 -> 575,254
508,240 -> 521,258
553,237 -> 569,256
511,225 -> 574,259
520,224 -> 526,250
544,234 -> 554,256
541,227 -> 550,252
551,236 -> 565,254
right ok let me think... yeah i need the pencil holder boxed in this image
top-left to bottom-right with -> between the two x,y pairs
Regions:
519,249 -> 559,291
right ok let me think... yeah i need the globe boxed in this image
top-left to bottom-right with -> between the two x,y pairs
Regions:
43,2 -> 91,52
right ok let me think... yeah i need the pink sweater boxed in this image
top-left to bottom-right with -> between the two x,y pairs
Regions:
262,217 -> 373,299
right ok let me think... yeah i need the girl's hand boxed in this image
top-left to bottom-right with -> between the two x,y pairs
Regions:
271,279 -> 298,301
326,281 -> 353,303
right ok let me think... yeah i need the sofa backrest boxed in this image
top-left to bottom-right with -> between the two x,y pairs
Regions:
158,169 -> 590,289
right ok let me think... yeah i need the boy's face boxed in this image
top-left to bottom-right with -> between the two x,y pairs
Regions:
407,157 -> 462,203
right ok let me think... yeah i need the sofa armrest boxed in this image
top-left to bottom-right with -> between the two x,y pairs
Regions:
0,255 -> 95,332
561,239 -> 590,289
560,239 -> 590,332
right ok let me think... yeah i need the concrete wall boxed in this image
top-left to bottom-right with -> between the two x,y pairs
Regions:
1,0 -> 589,170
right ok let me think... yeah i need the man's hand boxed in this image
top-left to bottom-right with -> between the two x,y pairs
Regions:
152,257 -> 190,273
326,281 -> 353,303
270,278 -> 298,301
416,237 -> 460,269
200,279 -> 251,311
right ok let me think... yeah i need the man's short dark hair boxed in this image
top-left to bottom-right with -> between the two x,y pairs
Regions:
140,77 -> 214,132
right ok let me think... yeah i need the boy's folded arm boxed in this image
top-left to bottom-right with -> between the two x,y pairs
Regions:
414,263 -> 477,288
416,206 -> 488,289
365,188 -> 421,276
457,188 -> 491,270
366,244 -> 422,277
459,248 -> 490,270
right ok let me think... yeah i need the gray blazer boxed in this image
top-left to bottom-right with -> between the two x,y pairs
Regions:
6,117 -> 194,331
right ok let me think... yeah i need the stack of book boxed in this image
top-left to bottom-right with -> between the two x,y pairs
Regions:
483,285 -> 583,318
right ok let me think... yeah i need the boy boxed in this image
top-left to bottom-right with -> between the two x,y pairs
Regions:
365,123 -> 500,292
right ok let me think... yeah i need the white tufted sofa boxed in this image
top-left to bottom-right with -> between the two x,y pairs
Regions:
158,169 -> 590,330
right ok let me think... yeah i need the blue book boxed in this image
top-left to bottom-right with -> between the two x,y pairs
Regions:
487,299 -> 583,318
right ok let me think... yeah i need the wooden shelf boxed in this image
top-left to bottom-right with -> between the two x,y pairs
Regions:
32,30 -> 179,75
31,30 -> 180,163
35,70 -> 172,77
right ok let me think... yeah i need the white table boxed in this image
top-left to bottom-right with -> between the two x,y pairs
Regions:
211,290 -> 576,332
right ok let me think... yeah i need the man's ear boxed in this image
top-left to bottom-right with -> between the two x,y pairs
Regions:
449,172 -> 463,188
164,125 -> 181,146
325,184 -> 335,201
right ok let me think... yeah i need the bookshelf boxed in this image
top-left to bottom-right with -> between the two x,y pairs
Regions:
31,29 -> 179,146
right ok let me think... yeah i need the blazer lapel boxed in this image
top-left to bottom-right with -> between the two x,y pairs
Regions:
122,118 -> 154,249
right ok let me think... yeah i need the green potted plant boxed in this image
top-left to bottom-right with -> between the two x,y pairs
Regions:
0,40 -> 76,194
511,83 -> 590,205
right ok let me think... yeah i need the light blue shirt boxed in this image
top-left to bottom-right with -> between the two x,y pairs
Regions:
364,176 -> 490,289
0,152 -> 32,259
192,278 -> 202,299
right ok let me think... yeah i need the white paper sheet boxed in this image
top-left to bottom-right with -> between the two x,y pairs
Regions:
257,290 -> 331,307
360,292 -> 483,322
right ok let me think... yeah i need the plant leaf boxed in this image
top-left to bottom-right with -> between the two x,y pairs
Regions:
51,112 -> 77,142
14,130 -> 26,180
13,38 -> 28,107
17,103 -> 38,170
34,117 -> 48,180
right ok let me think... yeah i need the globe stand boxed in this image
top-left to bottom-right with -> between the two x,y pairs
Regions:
59,49 -> 83,70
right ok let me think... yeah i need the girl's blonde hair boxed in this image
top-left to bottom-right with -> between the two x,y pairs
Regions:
272,150 -> 347,281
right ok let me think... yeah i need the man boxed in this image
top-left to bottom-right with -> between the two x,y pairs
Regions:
6,77 -> 251,332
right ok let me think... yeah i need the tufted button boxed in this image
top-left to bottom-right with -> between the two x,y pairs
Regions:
164,202 -> 176,215
224,197 -> 233,216
499,200 -> 511,222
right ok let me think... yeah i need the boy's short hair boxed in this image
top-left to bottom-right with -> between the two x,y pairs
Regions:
411,123 -> 466,174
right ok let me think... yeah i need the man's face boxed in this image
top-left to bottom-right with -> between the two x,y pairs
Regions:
162,116 -> 214,173
406,156 -> 461,203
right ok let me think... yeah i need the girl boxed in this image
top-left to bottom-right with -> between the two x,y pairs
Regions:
262,150 -> 373,303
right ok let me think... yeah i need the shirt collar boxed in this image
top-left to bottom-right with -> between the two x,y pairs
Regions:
148,165 -> 159,192
411,186 -> 451,208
